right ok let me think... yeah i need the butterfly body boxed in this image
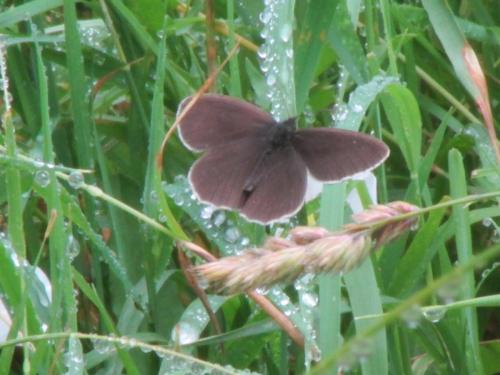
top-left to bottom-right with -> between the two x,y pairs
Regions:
243,118 -> 297,193
177,95 -> 389,224
266,118 -> 296,149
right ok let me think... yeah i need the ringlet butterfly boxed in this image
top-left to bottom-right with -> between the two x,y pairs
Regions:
177,94 -> 389,224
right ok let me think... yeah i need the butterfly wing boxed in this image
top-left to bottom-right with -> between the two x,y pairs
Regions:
189,138 -> 307,224
188,136 -> 268,210
240,146 -> 307,223
177,94 -> 275,152
292,128 -> 389,181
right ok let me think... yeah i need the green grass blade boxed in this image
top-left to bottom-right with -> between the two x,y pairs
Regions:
2,46 -> 29,370
226,0 -> 242,98
388,205 -> 447,297
448,149 -> 484,375
327,1 -> 368,84
107,0 -> 158,54
6,48 -> 40,135
63,0 -> 93,168
259,0 -> 296,119
294,0 -> 337,112
36,25 -> 79,332
337,75 -> 399,131
4,112 -> 26,257
72,270 -> 141,375
0,0 -> 63,27
379,0 -> 398,75
143,22 -> 185,240
422,0 -> 480,99
318,184 -> 345,361
344,262 -> 388,375
381,84 -> 422,179
142,21 -> 184,327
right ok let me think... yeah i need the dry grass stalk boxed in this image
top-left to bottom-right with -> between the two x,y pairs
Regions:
195,201 -> 419,294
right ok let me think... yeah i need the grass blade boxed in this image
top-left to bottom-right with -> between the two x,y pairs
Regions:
448,148 -> 484,374
294,0 -> 336,112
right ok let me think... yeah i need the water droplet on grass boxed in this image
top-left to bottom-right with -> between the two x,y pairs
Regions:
224,227 -> 240,243
171,322 -> 199,345
423,306 -> 446,323
35,170 -> 50,187
201,206 -> 214,220
68,171 -> 84,188
212,212 -> 226,227
280,23 -> 292,42
401,304 -> 422,329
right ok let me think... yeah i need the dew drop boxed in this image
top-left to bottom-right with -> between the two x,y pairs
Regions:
197,274 -> 209,290
259,10 -> 271,24
92,339 -> 114,354
173,195 -> 184,206
277,295 -> 290,307
68,171 -> 84,189
117,336 -> 128,348
201,206 -> 214,220
257,46 -> 267,59
300,292 -> 318,307
436,279 -> 461,304
331,103 -> 348,123
401,304 -> 422,329
35,170 -> 50,187
410,221 -> 420,231
255,286 -> 269,295
351,338 -> 373,362
279,23 -> 292,42
212,212 -> 226,227
63,336 -> 84,374
171,322 -> 199,345
482,217 -> 493,227
351,103 -> 363,113
164,187 -> 176,198
66,234 -> 80,261
224,227 -> 240,243
423,306 -> 446,323
266,73 -> 277,86
150,190 -> 159,203
337,352 -> 356,373
240,237 -> 250,247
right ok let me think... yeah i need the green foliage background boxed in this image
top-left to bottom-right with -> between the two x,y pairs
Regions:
0,0 -> 499,374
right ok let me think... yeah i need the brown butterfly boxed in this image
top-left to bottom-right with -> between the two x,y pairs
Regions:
177,95 -> 389,224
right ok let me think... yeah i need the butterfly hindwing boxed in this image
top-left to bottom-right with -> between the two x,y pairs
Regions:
241,146 -> 307,223
178,94 -> 275,152
189,137 -> 307,223
292,128 -> 389,182
188,137 -> 268,211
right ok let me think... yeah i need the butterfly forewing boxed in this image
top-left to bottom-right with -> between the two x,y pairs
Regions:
292,128 -> 390,182
241,146 -> 307,223
178,95 -> 275,152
